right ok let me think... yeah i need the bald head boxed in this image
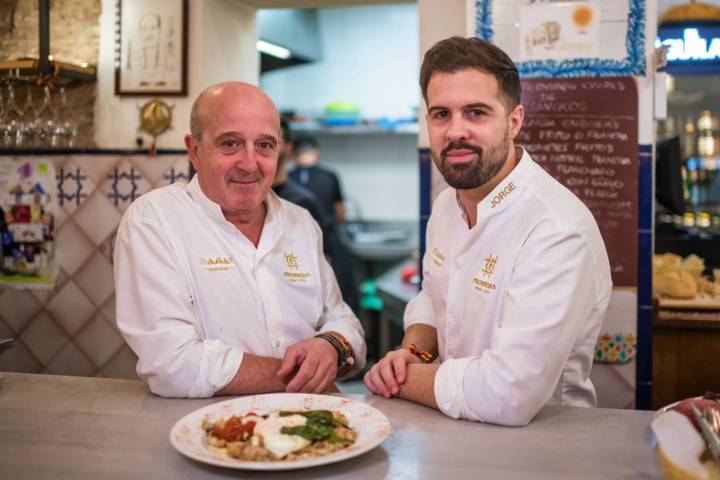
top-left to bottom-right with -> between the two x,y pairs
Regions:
189,82 -> 280,141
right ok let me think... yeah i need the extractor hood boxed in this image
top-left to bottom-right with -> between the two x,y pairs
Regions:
257,9 -> 323,73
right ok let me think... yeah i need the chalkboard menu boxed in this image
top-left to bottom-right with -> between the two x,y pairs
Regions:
518,78 -> 638,287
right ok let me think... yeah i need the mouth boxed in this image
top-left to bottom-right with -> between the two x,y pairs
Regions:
228,178 -> 259,186
443,149 -> 478,164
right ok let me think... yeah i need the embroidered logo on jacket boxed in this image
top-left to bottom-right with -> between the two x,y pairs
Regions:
200,256 -> 236,272
284,252 -> 300,270
283,251 -> 311,283
431,248 -> 445,267
473,254 -> 498,293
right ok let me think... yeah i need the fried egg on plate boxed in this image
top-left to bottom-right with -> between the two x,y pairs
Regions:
252,414 -> 311,458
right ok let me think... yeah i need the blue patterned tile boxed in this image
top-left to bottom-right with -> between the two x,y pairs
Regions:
56,166 -> 89,208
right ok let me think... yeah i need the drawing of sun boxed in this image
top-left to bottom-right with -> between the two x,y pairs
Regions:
572,5 -> 594,29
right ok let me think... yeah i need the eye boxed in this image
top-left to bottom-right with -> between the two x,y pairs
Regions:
220,139 -> 240,149
431,110 -> 449,121
468,109 -> 485,118
257,141 -> 277,154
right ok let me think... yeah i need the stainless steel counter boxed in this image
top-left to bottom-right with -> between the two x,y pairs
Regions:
0,372 -> 663,479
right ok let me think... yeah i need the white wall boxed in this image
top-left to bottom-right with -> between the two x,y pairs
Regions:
263,3 -> 420,221
303,134 -> 418,221
260,4 -> 419,119
417,0 -> 470,149
95,0 -> 259,148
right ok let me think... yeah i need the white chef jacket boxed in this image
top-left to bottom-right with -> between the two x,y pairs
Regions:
113,176 -> 366,398
406,148 -> 612,426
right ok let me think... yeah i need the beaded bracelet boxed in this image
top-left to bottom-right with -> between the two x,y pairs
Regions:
316,332 -> 355,370
407,343 -> 433,363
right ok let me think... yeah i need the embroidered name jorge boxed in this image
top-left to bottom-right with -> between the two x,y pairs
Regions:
489,181 -> 516,208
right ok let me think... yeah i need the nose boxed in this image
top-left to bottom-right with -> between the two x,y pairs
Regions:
446,116 -> 470,143
233,143 -> 260,174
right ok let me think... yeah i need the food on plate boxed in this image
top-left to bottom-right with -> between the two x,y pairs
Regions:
681,254 -> 706,279
652,253 -> 720,300
652,411 -> 720,480
202,409 -> 357,461
654,253 -> 683,275
669,392 -> 720,431
655,269 -> 698,299
698,277 -> 716,295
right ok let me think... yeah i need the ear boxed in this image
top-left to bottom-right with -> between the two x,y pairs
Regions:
184,134 -> 201,172
508,104 -> 525,139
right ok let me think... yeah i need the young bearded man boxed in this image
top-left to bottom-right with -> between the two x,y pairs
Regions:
364,37 -> 611,427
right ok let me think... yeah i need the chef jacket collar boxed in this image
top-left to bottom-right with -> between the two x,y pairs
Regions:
186,174 -> 286,243
454,146 -> 533,225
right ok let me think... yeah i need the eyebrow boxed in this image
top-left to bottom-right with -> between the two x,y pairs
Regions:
212,132 -> 279,146
428,102 -> 495,114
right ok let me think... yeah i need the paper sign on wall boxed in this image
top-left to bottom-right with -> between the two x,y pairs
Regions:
0,159 -> 57,288
519,1 -> 600,62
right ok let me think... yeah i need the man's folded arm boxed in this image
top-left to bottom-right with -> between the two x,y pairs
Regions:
430,228 -> 602,426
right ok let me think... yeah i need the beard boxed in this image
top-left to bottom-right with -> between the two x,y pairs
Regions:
432,134 -> 511,190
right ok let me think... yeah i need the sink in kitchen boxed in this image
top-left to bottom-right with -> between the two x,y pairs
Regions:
339,220 -> 418,260
344,221 -> 410,244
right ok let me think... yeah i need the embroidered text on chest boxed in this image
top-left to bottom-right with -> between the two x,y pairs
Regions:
200,256 -> 236,272
283,251 -> 311,283
473,254 -> 498,293
489,181 -> 516,208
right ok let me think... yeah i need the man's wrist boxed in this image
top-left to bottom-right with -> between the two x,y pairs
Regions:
315,331 -> 355,371
405,343 -> 434,364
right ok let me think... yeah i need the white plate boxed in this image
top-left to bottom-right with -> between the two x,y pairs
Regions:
654,396 -> 702,417
169,393 -> 391,471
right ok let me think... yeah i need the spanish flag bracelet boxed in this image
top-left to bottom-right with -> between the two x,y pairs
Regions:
407,344 -> 434,363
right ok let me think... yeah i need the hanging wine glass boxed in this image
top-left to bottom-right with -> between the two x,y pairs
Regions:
31,86 -> 52,147
5,83 -> 22,147
14,84 -> 35,147
59,87 -> 77,147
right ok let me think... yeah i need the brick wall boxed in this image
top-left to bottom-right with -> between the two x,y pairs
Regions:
0,0 -> 101,147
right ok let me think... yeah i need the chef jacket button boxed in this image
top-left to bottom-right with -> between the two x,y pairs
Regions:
275,340 -> 280,348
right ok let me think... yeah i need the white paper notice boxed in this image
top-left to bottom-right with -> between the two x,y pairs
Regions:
519,2 -> 601,61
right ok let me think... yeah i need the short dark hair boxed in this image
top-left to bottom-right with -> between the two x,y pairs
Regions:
419,36 -> 521,111
293,135 -> 319,152
280,119 -> 291,144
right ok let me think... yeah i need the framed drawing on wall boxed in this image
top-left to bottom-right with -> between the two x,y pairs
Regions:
116,0 -> 188,96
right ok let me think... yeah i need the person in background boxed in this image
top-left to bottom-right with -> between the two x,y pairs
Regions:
364,37 -> 612,426
289,136 -> 346,225
289,136 -> 358,311
113,82 -> 366,398
272,121 -> 332,256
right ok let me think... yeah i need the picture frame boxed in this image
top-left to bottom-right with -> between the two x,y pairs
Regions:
115,0 -> 188,96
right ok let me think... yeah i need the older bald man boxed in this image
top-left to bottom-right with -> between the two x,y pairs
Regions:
113,82 -> 366,398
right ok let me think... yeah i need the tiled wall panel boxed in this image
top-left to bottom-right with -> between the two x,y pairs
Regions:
0,153 -> 189,379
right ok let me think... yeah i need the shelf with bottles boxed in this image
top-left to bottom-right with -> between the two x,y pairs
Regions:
659,110 -> 720,212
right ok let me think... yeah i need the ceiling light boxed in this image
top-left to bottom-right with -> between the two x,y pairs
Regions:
257,40 -> 291,60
